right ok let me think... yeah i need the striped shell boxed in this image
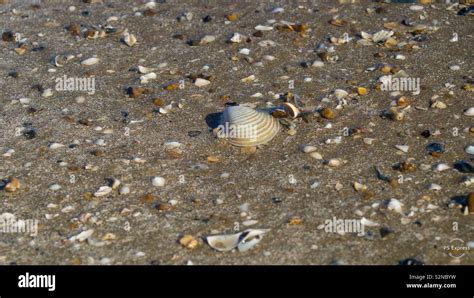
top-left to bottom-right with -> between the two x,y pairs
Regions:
220,106 -> 280,147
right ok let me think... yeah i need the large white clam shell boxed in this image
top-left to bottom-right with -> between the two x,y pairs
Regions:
219,106 -> 280,147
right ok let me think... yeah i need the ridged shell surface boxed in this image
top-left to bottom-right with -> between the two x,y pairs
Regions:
220,106 -> 280,147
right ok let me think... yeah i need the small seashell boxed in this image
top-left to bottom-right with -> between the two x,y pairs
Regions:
19,97 -> 31,104
226,13 -> 238,21
386,107 -> 404,121
312,60 -> 324,67
139,72 -> 157,84
301,145 -> 317,153
152,176 -> 166,187
361,31 -> 372,40
363,138 -> 375,145
309,152 -> 323,160
433,163 -> 450,172
449,65 -> 460,71
49,184 -> 61,191
137,65 -> 156,74
69,229 -> 94,242
49,142 -> 65,149
320,107 -> 336,119
463,107 -> 474,116
271,7 -> 284,13
326,158 -> 342,167
281,102 -> 300,119
5,178 -> 21,192
195,78 -> 210,87
360,218 -> 379,227
205,229 -> 270,252
372,30 -> 393,43
427,183 -> 442,191
460,176 -> 474,186
238,48 -> 250,55
42,88 -> 53,97
258,40 -> 276,47
179,235 -> 198,249
53,55 -> 67,67
229,33 -> 243,43
122,32 -> 137,47
241,75 -> 255,83
334,89 -> 348,100
387,198 -> 404,215
94,186 -> 112,197
255,25 -> 273,31
164,141 -> 182,150
395,145 -> 409,153
353,182 -> 367,192
409,5 -> 424,11
218,106 -> 280,147
199,35 -> 216,45
81,57 -> 99,66
119,186 -> 130,195
465,145 -> 474,155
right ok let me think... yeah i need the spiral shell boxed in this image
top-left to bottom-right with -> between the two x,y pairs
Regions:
219,106 -> 280,147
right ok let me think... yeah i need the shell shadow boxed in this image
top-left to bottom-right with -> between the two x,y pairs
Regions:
205,112 -> 222,130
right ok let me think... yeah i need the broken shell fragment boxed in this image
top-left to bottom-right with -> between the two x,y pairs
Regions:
281,102 -> 300,119
372,30 -> 394,43
139,72 -> 157,84
218,106 -> 280,147
137,65 -> 155,74
5,177 -> 21,192
122,32 -> 137,47
205,229 -> 270,252
81,57 -> 99,66
94,186 -> 112,197
463,107 -> 474,116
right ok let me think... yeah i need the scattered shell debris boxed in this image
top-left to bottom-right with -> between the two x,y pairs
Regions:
0,0 -> 472,266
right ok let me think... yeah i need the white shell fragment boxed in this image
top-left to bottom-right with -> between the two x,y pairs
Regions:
465,145 -> 474,155
301,145 -> 318,153
81,57 -> 100,66
463,107 -> 474,116
433,163 -> 450,172
122,32 -> 137,47
199,35 -> 216,45
69,229 -> 94,242
138,65 -> 156,74
334,89 -> 348,100
360,217 -> 379,227
372,30 -> 394,43
94,186 -> 112,197
152,176 -> 166,187
139,72 -> 157,84
49,142 -> 65,149
281,102 -> 300,119
219,106 -> 280,147
195,78 -> 210,87
230,33 -> 244,43
255,25 -> 273,31
387,198 -> 404,215
395,145 -> 409,153
205,229 -> 270,252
